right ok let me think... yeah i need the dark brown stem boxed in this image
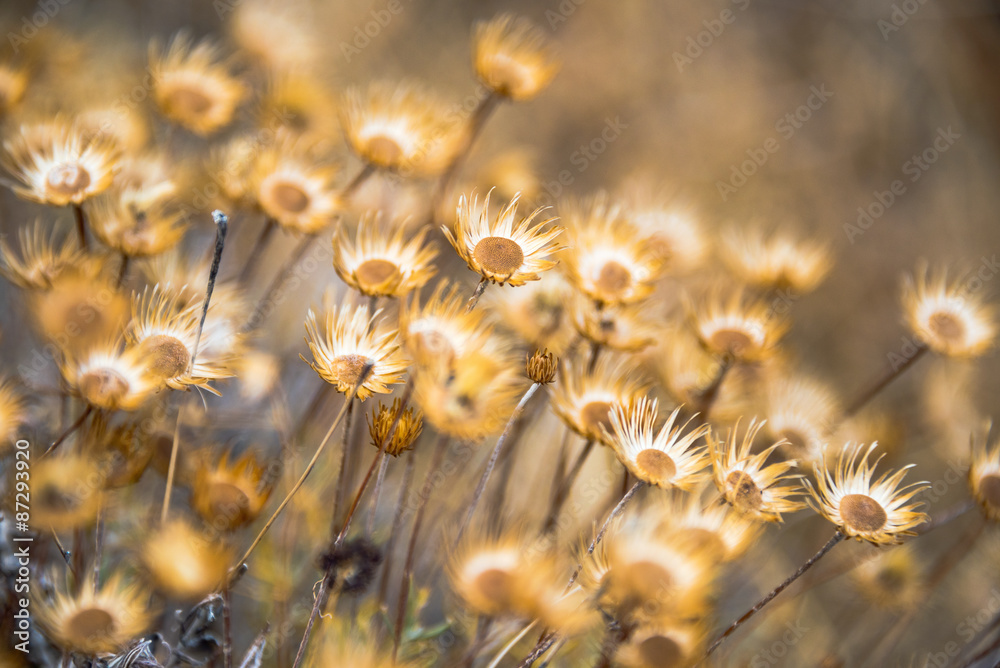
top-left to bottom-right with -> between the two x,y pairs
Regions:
393,433 -> 450,662
115,253 -> 130,288
222,579 -> 233,668
73,204 -> 87,250
291,578 -> 328,668
342,163 -> 376,200
566,481 -> 644,590
42,405 -> 93,458
587,341 -> 602,374
702,531 -> 845,661
467,277 -> 489,313
375,448 -> 416,621
242,234 -> 315,334
238,218 -> 276,284
332,400 -> 356,531
697,358 -> 732,423
515,632 -> 558,668
542,438 -> 595,534
92,505 -> 104,593
845,344 -> 928,416
456,383 -> 541,545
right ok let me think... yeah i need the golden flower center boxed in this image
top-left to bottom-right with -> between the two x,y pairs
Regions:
726,470 -> 763,511
929,311 -> 965,343
65,607 -> 115,642
473,236 -> 524,276
709,328 -> 754,356
356,258 -> 401,289
141,334 -> 191,380
638,635 -> 683,668
635,449 -> 677,486
366,134 -> 404,166
334,353 -> 372,387
473,567 -> 513,604
579,400 -> 613,437
627,559 -> 674,591
46,163 -> 91,198
840,493 -> 888,533
595,260 -> 632,296
206,482 -> 251,526
269,181 -> 311,214
79,368 -> 129,408
168,86 -> 214,116
978,473 -> 1000,508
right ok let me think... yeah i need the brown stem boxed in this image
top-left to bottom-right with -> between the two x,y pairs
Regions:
73,204 -> 87,250
702,531 -> 845,661
515,632 -> 558,668
332,400 -> 356,531
697,358 -> 732,423
393,433 -> 450,662
566,481 -> 644,590
115,253 -> 130,288
242,234 -> 315,334
291,578 -> 328,668
238,218 -> 277,284
456,383 -> 541,545
92,505 -> 104,593
542,438 -> 595,534
845,344 -> 928,416
375,448 -> 416,621
222,579 -> 233,668
42,405 -> 93,458
342,162 -> 376,200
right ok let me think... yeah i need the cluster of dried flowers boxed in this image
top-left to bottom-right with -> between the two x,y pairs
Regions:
0,5 -> 998,668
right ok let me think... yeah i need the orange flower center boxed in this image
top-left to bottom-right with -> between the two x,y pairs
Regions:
269,181 -> 311,214
635,449 -> 677,486
355,258 -> 401,291
46,163 -> 91,198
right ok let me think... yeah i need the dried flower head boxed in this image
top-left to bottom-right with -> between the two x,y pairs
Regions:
302,305 -> 408,401
526,349 -> 557,384
486,271 -> 576,354
90,188 -> 187,258
624,195 -> 707,273
192,450 -> 272,531
399,280 -> 496,369
903,264 -> 996,358
30,272 -> 129,353
659,492 -> 762,561
368,397 -> 423,457
806,443 -> 928,545
60,343 -> 157,411
76,105 -> 150,154
655,326 -> 721,407
0,219 -> 84,289
142,519 -> 233,599
607,397 -> 711,490
721,226 -> 832,293
615,622 -> 705,668
36,572 -> 154,655
473,14 -> 559,101
150,32 -> 246,135
550,353 -> 648,445
851,544 -> 925,611
229,3 -> 318,72
970,430 -> 1000,521
572,296 -> 659,353
0,377 -> 26,454
560,194 -> 662,306
340,81 -> 459,174
334,215 -> 437,297
259,73 -> 339,139
690,286 -> 788,362
31,455 -> 103,531
710,419 -> 805,522
449,531 -> 525,618
765,375 -> 841,469
3,120 -> 119,206
445,191 -> 565,287
251,132 -> 342,234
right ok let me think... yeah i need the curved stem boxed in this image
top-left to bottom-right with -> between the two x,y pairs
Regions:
42,405 -> 93,458
466,277 -> 489,313
456,383 -> 541,545
238,218 -> 276,284
542,438 -> 595,534
160,404 -> 185,524
291,578 -> 329,668
846,344 -> 928,416
702,531 -> 845,661
566,481 -> 644,591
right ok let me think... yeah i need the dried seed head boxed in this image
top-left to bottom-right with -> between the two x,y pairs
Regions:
525,349 -> 557,384
368,398 -> 423,457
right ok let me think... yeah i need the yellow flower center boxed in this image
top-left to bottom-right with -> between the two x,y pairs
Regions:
978,473 -> 1000,508
79,368 -> 129,409
709,328 -> 755,356
141,334 -> 191,380
355,258 -> 401,290
65,607 -> 115,643
473,236 -> 524,276
635,449 -> 677,486
268,181 -> 311,214
726,470 -> 763,511
638,635 -> 683,668
929,310 -> 965,344
46,163 -> 91,198
626,559 -> 674,591
840,493 -> 887,533
579,400 -> 613,437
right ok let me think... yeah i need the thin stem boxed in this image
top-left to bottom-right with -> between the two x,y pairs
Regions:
375,448 -> 417,619
238,218 -> 276,284
515,632 -> 558,668
73,204 -> 87,250
233,365 -> 373,572
566,481 -> 645,590
291,579 -> 329,668
702,531 -> 845,660
587,341 -> 602,374
456,383 -> 541,545
697,357 -> 732,423
160,404 -> 185,524
42,405 -> 93,458
331,400 -> 356,531
342,163 -> 376,200
190,211 -> 229,374
366,454 -> 390,538
222,580 -> 233,668
92,505 -> 104,593
486,620 -> 539,668
115,253 -> 130,288
542,438 -> 595,534
431,92 -> 500,225
845,344 -> 928,416
393,433 -> 450,662
242,234 -> 316,334
467,277 -> 489,313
